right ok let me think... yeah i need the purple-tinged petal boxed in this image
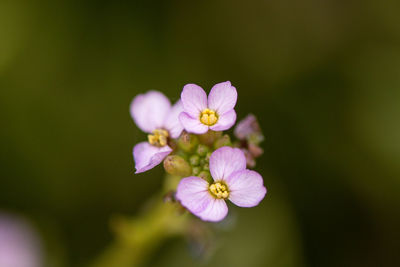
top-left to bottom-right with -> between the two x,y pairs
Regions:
163,100 -> 184,138
208,81 -> 237,115
133,142 -> 172,173
179,112 -> 208,134
130,91 -> 171,133
197,198 -> 228,222
234,114 -> 258,140
0,213 -> 43,267
209,147 -> 247,181
176,176 -> 211,214
210,109 -> 236,131
181,84 -> 207,118
226,170 -> 267,207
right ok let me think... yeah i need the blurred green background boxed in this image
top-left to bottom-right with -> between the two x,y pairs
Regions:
1,0 -> 400,266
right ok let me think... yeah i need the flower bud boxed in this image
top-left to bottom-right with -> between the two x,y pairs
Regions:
234,114 -> 264,145
189,155 -> 200,166
198,130 -> 222,146
242,148 -> 256,168
163,155 -> 192,177
196,144 -> 209,157
192,166 -> 201,176
248,143 -> 264,157
199,158 -> 206,166
178,131 -> 199,153
198,171 -> 211,181
203,164 -> 209,171
214,134 -> 232,149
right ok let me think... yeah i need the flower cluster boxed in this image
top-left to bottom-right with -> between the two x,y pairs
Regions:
130,81 -> 266,222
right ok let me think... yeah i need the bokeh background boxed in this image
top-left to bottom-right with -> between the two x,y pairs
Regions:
1,0 -> 400,266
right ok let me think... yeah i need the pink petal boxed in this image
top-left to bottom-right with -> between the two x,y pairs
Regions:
181,84 -> 207,118
210,109 -> 236,131
197,198 -> 228,222
208,81 -> 237,115
0,214 -> 42,267
209,147 -> 247,181
133,142 -> 172,173
130,91 -> 171,133
234,114 -> 257,140
226,170 -> 267,207
176,176 -> 212,214
179,112 -> 208,134
163,100 -> 184,138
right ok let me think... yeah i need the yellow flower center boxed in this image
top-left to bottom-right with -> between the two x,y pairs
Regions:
148,129 -> 169,147
209,182 -> 229,199
200,108 -> 218,126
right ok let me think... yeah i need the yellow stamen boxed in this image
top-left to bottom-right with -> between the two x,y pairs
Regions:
148,129 -> 169,147
209,182 -> 229,199
200,108 -> 218,126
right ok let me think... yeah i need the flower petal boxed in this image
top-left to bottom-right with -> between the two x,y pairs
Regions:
179,112 -> 208,134
209,146 -> 247,181
210,109 -> 236,131
176,176 -> 211,214
163,100 -> 184,138
226,170 -> 267,207
181,84 -> 207,118
234,114 -> 257,140
208,81 -> 237,115
197,198 -> 228,222
130,91 -> 171,133
133,142 -> 172,173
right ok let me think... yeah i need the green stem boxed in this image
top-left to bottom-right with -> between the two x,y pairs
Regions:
90,176 -> 189,267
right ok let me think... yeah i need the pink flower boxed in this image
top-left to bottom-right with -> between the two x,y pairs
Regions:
176,147 -> 267,222
130,91 -> 183,173
179,81 -> 237,134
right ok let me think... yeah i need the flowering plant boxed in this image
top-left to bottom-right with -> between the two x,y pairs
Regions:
131,81 -> 266,222
93,81 -> 266,267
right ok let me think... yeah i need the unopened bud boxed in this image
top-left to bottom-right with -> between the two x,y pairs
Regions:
248,143 -> 263,158
163,155 -> 192,177
214,134 -> 232,149
234,114 -> 264,145
196,144 -> 209,157
192,166 -> 201,176
203,164 -> 209,171
198,130 -> 222,146
199,158 -> 206,166
198,171 -> 211,181
163,191 -> 176,203
242,148 -> 256,168
189,155 -> 200,166
178,131 -> 199,153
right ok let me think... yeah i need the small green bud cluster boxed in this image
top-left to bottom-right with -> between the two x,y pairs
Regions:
189,144 -> 211,180
162,131 -> 236,183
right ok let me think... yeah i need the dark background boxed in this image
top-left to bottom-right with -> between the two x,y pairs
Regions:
1,0 -> 399,266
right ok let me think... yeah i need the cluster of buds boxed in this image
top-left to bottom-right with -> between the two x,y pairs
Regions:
234,114 -> 264,168
130,81 -> 267,222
